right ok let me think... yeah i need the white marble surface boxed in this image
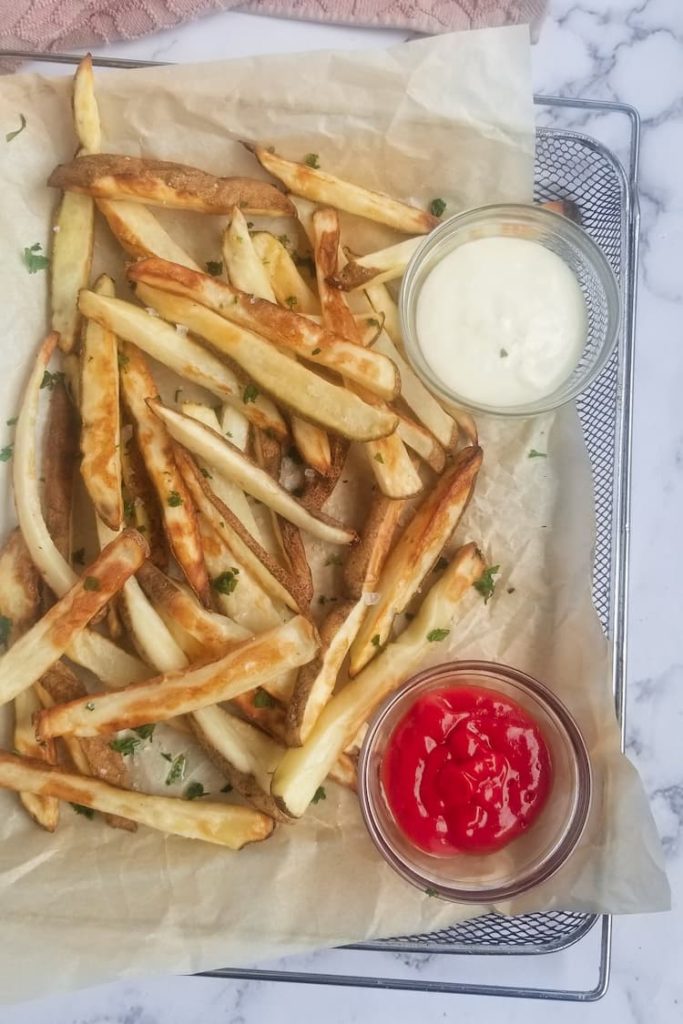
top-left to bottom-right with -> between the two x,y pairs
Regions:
4,1 -> 683,1019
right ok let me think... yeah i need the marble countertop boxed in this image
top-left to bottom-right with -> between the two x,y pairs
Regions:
3,1 -> 682,1020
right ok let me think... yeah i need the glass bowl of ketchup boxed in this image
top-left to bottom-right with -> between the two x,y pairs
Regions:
358,661 -> 591,902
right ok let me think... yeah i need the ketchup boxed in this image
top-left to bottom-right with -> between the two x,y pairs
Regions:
382,686 -> 552,856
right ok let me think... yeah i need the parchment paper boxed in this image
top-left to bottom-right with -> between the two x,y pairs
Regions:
0,26 -> 668,1003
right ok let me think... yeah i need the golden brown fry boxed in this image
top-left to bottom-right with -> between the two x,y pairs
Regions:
119,343 -> 209,603
72,54 -> 101,153
151,401 -> 358,546
80,274 -> 123,531
313,208 -> 422,499
176,448 -> 306,613
249,145 -> 439,234
343,493 -> 406,600
349,445 -> 482,675
37,661 -> 135,831
330,237 -> 421,291
97,199 -> 201,268
43,377 -> 79,563
14,687 -> 60,830
395,413 -> 446,474
121,429 -> 168,569
0,529 -> 148,706
130,260 -> 399,400
287,599 -> 366,747
50,190 -> 95,353
301,435 -> 349,512
49,154 -> 295,216
252,232 -> 319,314
0,751 -> 273,848
36,615 -> 318,739
272,544 -> 485,817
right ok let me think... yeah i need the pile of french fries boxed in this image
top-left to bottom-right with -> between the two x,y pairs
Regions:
0,55 -> 491,851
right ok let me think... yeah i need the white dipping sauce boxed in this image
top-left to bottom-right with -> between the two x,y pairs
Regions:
415,236 -> 587,407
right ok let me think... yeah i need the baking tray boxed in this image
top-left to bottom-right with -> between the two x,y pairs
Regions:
1,52 -> 640,1000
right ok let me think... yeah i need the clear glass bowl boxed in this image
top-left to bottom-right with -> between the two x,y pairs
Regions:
399,204 -> 621,417
358,661 -> 592,903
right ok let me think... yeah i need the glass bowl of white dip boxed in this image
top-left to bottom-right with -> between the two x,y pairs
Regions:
399,204 -> 620,417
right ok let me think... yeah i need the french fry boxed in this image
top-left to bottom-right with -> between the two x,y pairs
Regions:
36,615 -> 318,739
118,342 -> 209,603
36,661 -> 136,831
136,562 -> 249,652
97,199 -> 201,268
0,751 -> 274,849
272,544 -> 485,817
120,429 -> 168,569
0,530 -> 60,830
151,401 -> 357,546
313,207 -> 422,500
72,53 -> 101,153
130,260 -> 399,400
0,529 -> 148,706
181,403 -> 264,546
252,232 -> 319,314
14,334 -> 150,686
219,401 -> 250,454
395,414 -> 445,474
50,190 -> 95,353
176,448 -> 305,614
80,274 -> 123,530
44,376 -> 79,564
330,237 -> 422,291
249,145 -> 439,235
301,434 -> 349,512
372,331 -> 459,450
349,445 -> 482,675
222,208 -> 331,476
286,599 -> 366,746
252,429 -> 313,607
80,289 -> 288,442
343,493 -> 406,600
48,154 -> 296,216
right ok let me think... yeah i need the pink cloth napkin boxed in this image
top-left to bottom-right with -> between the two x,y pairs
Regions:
2,0 -> 546,53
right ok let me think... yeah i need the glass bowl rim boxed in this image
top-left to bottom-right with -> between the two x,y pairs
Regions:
398,202 -> 621,419
358,659 -> 593,903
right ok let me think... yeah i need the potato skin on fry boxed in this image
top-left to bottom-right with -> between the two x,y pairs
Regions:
43,379 -> 79,564
49,155 -> 295,216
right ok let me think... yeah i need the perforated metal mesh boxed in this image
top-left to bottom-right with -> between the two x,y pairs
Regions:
354,127 -> 627,957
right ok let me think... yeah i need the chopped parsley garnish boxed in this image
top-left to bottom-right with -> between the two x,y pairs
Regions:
243,383 -> 259,404
427,628 -> 450,642
277,234 -> 291,249
165,753 -> 187,786
85,701 -> 95,711
133,724 -> 155,740
304,153 -> 320,169
72,547 -> 86,565
474,564 -> 500,604
221,783 -> 233,793
365,317 -> 380,329
325,554 -> 342,567
70,803 -> 94,819
123,499 -> 135,521
500,348 -> 509,358
371,634 -> 381,648
311,786 -> 326,804
284,295 -> 297,309
184,781 -> 207,800
253,689 -> 276,709
167,491 -> 183,507
528,449 -> 547,459
6,113 -> 27,143
161,752 -> 173,762
211,568 -> 240,595
200,467 -> 213,479
206,260 -> 223,277
23,243 -> 49,274
429,198 -> 447,218
117,352 -> 129,369
311,347 -> 321,355
0,445 -> 13,462
83,576 -> 101,592
6,417 -> 17,426
373,452 -> 384,464
425,886 -> 438,897
109,735 -> 141,756
0,616 -> 12,648
40,370 -> 65,391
